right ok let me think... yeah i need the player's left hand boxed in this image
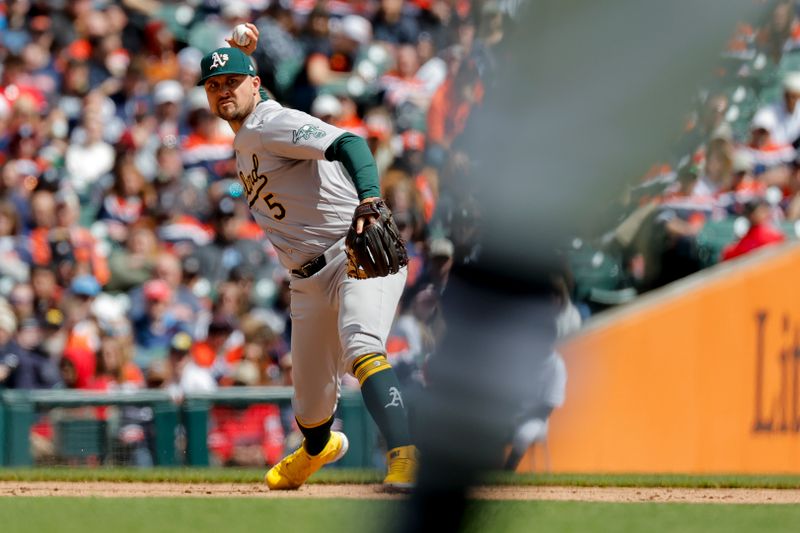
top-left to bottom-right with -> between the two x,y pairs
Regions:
345,198 -> 409,279
355,197 -> 381,234
226,22 -> 259,56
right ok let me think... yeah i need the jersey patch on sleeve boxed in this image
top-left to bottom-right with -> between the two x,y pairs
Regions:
292,124 -> 327,144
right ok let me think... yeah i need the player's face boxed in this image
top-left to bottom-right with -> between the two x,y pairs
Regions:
204,74 -> 259,122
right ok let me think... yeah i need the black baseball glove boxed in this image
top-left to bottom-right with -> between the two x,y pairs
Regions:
345,199 -> 408,279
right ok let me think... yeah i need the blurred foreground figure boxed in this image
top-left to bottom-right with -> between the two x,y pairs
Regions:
404,269 -> 559,531
399,0 -> 761,531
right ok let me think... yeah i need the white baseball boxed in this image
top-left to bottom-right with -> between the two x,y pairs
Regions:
232,24 -> 252,47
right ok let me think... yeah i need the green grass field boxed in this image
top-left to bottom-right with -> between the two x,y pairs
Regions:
2,498 -> 800,533
2,469 -> 800,532
3,467 -> 800,488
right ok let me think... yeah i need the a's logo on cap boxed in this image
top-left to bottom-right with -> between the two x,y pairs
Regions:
210,52 -> 229,70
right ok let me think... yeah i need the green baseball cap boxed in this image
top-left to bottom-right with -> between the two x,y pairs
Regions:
197,47 -> 256,86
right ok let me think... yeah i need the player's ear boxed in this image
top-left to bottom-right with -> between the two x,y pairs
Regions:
253,76 -> 261,94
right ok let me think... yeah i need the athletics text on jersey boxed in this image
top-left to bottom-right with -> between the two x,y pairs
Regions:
233,100 -> 359,270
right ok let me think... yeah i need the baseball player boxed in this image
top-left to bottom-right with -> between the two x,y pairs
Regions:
198,24 -> 416,491
503,349 -> 567,471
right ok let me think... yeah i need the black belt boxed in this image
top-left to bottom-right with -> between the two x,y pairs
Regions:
291,253 -> 328,279
291,239 -> 346,279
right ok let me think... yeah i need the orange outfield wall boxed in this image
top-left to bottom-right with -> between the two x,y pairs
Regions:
540,243 -> 800,473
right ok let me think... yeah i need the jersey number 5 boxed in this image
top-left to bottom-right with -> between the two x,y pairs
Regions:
262,193 -> 286,220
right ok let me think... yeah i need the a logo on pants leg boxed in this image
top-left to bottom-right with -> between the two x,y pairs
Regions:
385,387 -> 404,409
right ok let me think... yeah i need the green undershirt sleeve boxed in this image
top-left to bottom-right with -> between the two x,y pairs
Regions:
324,132 -> 381,201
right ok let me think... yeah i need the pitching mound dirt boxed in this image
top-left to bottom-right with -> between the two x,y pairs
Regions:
1,482 -> 799,503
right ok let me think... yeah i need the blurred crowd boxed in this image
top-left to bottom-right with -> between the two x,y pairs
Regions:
582,0 -> 800,311
0,0 -> 517,462
4,0 -> 793,464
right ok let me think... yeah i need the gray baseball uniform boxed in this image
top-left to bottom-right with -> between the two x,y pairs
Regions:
233,99 -> 406,426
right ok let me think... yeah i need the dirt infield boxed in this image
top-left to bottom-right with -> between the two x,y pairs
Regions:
1,482 -> 799,503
